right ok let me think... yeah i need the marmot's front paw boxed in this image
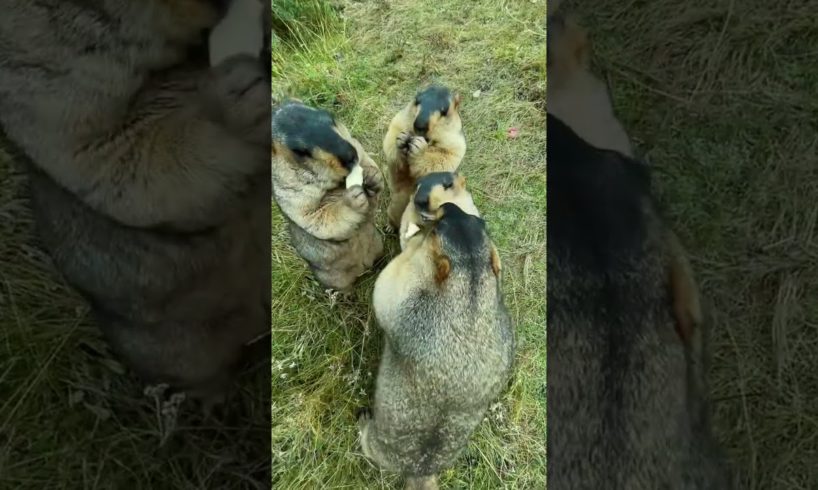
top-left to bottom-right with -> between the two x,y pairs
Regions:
362,165 -> 384,197
345,185 -> 369,213
406,136 -> 428,157
397,131 -> 413,152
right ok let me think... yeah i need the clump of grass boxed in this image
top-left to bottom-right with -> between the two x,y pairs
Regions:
272,0 -> 545,488
272,0 -> 341,49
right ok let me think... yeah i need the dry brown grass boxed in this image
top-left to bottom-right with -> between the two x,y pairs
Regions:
563,0 -> 818,487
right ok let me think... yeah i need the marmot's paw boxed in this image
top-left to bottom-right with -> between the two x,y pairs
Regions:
324,288 -> 352,303
363,165 -> 384,197
356,406 -> 373,425
345,185 -> 370,213
207,55 -> 270,146
397,131 -> 413,152
407,136 -> 428,157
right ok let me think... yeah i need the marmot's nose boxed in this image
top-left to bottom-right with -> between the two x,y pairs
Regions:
414,193 -> 430,210
413,119 -> 429,136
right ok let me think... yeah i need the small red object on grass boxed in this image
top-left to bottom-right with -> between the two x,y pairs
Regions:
507,127 -> 519,139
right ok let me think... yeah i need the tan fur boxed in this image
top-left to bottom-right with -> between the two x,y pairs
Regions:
547,13 -> 632,156
432,239 -> 452,285
667,229 -> 703,345
383,89 -> 467,229
0,0 -> 270,232
371,228 -> 434,313
490,244 -> 502,277
272,102 -> 384,292
405,475 -> 439,490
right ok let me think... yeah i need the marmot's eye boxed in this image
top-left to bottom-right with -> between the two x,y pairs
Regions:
292,148 -> 311,158
441,108 -> 449,117
414,98 -> 421,106
443,181 -> 453,190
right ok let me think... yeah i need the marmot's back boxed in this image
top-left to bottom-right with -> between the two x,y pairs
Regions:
546,113 -> 729,488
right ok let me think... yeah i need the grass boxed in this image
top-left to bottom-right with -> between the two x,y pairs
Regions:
562,0 -> 818,487
271,0 -> 546,488
0,157 -> 271,487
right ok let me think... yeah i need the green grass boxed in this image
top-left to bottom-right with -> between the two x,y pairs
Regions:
564,0 -> 818,487
272,0 -> 340,48
271,0 -> 546,488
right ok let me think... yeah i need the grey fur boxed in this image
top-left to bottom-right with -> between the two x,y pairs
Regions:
547,207 -> 731,489
0,0 -> 271,400
361,205 -> 515,488
546,10 -> 731,487
27,164 -> 270,400
0,0 -> 270,232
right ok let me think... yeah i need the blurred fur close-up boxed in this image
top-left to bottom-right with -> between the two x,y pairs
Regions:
561,0 -> 818,488
271,0 -> 546,488
0,0 -> 271,488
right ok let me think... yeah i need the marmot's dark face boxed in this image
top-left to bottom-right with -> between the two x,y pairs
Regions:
413,172 -> 467,222
411,85 -> 462,140
272,102 -> 359,180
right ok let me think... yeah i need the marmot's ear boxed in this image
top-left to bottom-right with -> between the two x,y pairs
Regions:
669,256 -> 702,347
490,245 -> 502,278
435,254 -> 451,285
453,93 -> 462,110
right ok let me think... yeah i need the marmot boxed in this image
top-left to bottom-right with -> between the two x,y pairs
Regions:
272,101 -> 385,292
383,85 -> 466,230
359,202 -> 515,490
